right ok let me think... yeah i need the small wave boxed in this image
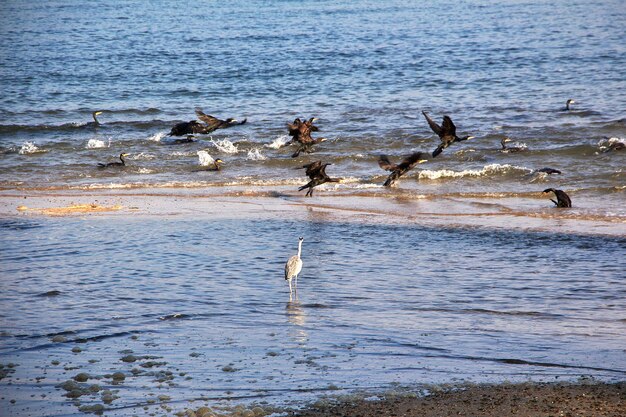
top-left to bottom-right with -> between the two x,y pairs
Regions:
148,131 -> 167,142
18,142 -> 46,155
246,148 -> 266,161
211,139 -> 239,154
128,152 -> 155,160
197,150 -> 215,166
85,138 -> 110,149
598,137 -> 625,152
138,168 -> 154,174
419,163 -> 531,180
265,135 -> 290,149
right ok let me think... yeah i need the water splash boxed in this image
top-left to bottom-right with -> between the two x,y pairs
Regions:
211,139 -> 239,154
18,142 -> 46,155
265,135 -> 290,149
598,137 -> 625,152
197,150 -> 215,166
246,148 -> 266,161
419,164 -> 532,180
86,138 -> 110,149
148,131 -> 167,142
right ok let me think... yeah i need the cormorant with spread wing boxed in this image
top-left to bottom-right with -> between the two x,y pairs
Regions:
297,160 -> 339,197
169,108 -> 246,136
378,152 -> 429,187
422,111 -> 474,157
288,117 -> 327,157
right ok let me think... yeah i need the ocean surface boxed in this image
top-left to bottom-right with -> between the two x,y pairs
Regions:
1,0 -> 625,416
1,217 -> 625,417
0,0 -> 624,210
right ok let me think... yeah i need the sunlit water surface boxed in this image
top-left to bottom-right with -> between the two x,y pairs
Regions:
0,217 -> 624,416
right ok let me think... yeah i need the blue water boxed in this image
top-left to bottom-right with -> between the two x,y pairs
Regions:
0,217 -> 625,416
0,0 -> 624,202
1,1 -> 625,416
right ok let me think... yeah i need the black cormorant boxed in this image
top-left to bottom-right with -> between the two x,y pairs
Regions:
288,117 -> 326,157
98,153 -> 129,168
168,108 -> 246,136
535,167 -> 562,175
298,160 -> 339,197
543,188 -> 572,207
92,111 -> 103,126
563,99 -> 575,111
204,158 -> 223,171
378,152 -> 428,187
422,111 -> 473,157
500,137 -> 525,153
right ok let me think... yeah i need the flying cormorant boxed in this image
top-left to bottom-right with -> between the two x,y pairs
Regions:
298,160 -> 339,197
378,152 -> 429,187
543,188 -> 572,208
422,111 -> 474,157
168,108 -> 246,136
98,153 -> 129,168
288,117 -> 327,157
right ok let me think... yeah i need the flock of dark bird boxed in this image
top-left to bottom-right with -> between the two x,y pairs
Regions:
90,98 -> 626,209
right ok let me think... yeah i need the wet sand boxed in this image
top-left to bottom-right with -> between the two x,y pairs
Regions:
284,382 -> 626,417
1,187 -> 625,236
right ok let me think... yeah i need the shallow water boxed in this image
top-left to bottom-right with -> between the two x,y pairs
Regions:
0,0 -> 625,217
0,217 -> 625,416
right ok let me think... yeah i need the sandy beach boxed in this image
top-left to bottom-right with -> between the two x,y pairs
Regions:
283,381 -> 626,417
2,188 -> 625,236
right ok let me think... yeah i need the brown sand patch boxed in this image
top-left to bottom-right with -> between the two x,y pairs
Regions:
287,382 -> 626,417
16,203 -> 124,216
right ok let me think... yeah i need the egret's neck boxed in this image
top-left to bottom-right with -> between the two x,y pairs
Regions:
297,240 -> 303,257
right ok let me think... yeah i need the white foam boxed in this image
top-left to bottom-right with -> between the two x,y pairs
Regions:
598,137 -> 625,151
128,152 -> 155,160
148,131 -> 167,142
419,163 -> 531,180
197,150 -> 215,166
86,138 -> 110,149
246,148 -> 266,161
211,139 -> 239,154
138,168 -> 154,174
265,135 -> 290,149
18,142 -> 45,155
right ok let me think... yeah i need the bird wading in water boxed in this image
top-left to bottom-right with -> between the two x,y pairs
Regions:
284,237 -> 304,299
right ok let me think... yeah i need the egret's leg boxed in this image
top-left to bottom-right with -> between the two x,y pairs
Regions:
288,279 -> 292,297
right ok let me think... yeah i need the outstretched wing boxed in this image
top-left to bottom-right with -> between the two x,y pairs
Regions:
398,152 -> 427,170
378,155 -> 397,171
422,111 -> 442,136
441,115 -> 457,136
195,108 -> 223,130
302,161 -> 322,178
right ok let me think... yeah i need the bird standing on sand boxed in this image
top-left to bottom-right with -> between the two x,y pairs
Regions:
378,152 -> 429,187
169,108 -> 246,136
422,111 -> 474,157
563,99 -> 575,111
543,188 -> 572,208
98,153 -> 129,168
298,161 -> 339,197
288,117 -> 327,157
284,237 -> 304,298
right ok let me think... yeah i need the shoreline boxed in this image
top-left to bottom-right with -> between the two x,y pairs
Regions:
1,188 -> 625,237
276,381 -> 626,417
